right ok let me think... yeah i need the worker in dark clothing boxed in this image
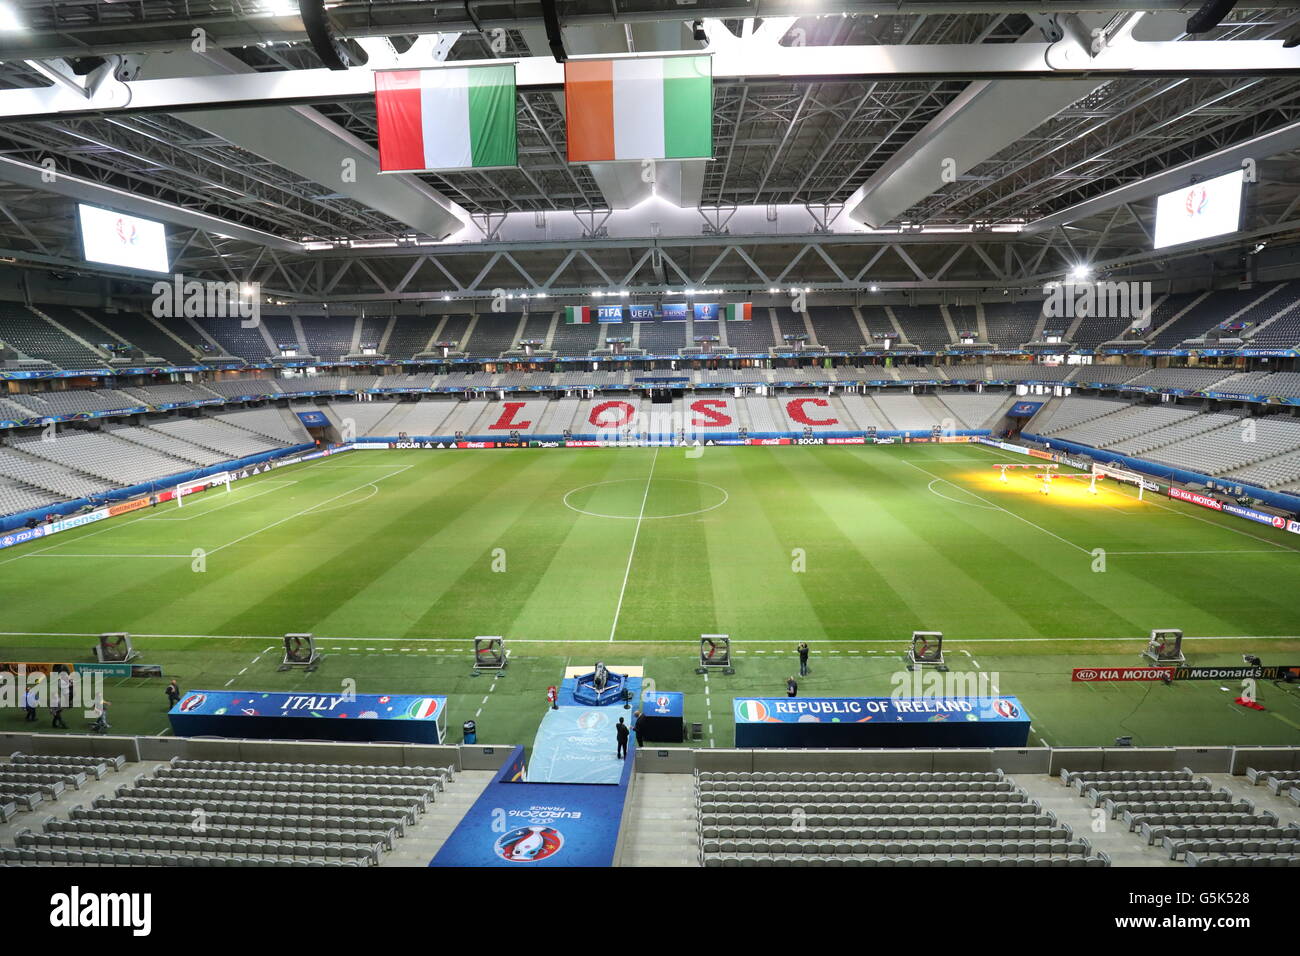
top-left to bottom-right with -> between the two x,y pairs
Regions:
633,710 -> 644,747
786,676 -> 798,698
165,678 -> 182,709
797,642 -> 810,677
616,716 -> 630,759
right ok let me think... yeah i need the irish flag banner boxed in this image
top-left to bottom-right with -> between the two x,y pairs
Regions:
375,65 -> 517,173
564,55 -> 712,163
726,303 -> 752,321
565,306 -> 591,325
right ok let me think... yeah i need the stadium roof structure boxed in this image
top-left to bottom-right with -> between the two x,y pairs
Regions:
0,0 -> 1299,302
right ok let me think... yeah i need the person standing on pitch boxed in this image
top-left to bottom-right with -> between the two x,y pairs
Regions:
166,678 -> 181,710
633,710 -> 644,747
786,676 -> 798,698
616,716 -> 630,759
797,642 -> 810,677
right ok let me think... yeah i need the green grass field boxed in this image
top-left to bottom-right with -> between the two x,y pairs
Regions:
2,441 -> 1298,749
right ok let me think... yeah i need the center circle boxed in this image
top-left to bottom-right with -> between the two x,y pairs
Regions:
562,478 -> 729,520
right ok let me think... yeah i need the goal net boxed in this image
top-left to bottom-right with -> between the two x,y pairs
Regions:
175,471 -> 232,507
1092,463 -> 1148,500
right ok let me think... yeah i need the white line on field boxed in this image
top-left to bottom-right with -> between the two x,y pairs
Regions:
22,553 -> 190,558
1109,550 -> 1294,555
967,440 -> 1300,554
899,456 -> 1091,554
0,504 -> 161,567
205,464 -> 412,555
608,446 -> 658,643
4,631 -> 1299,645
143,481 -> 298,521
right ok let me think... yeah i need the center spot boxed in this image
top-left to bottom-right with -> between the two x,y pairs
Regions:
562,478 -> 729,520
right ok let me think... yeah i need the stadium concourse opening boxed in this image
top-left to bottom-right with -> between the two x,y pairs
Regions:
2,0 -> 1300,889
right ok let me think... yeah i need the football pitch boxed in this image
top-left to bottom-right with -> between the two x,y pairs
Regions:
2,441 -> 1299,750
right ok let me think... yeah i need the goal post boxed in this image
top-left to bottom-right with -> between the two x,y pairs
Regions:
1092,463 -> 1148,501
175,471 -> 232,507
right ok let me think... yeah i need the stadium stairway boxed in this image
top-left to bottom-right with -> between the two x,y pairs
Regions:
379,770 -> 495,866
619,773 -> 699,867
1022,770 -> 1300,867
1008,773 -> 1182,867
0,749 -> 132,843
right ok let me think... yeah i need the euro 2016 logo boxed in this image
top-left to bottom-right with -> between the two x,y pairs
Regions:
115,218 -> 139,247
1184,185 -> 1209,218
495,825 -> 563,862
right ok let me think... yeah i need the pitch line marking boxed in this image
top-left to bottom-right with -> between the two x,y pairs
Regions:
142,480 -> 299,521
965,440 -> 1300,554
562,476 -> 728,521
608,446 -> 658,643
1108,550 -> 1293,555
925,478 -> 999,511
0,499 -> 162,567
5,631 -> 1299,646
22,553 -> 190,558
206,464 -> 412,555
900,456 -> 1091,555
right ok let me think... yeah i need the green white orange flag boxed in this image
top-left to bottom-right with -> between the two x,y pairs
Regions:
375,65 -> 517,173
564,55 -> 713,163
726,303 -> 752,321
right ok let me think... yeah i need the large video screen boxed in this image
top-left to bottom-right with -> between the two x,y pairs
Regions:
1153,170 -> 1244,250
77,203 -> 169,273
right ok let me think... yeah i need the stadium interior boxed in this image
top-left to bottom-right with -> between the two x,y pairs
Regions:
1,0 -> 1300,872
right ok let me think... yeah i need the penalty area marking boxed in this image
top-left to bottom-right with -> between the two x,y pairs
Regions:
563,475 -> 729,521
964,440 -> 1300,555
925,478 -> 999,511
205,464 -> 412,555
900,456 -> 1090,555
141,480 -> 299,521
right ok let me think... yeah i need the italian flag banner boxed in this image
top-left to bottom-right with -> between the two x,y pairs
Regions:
564,55 -> 712,163
726,303 -> 752,321
375,65 -> 517,173
565,306 -> 591,324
